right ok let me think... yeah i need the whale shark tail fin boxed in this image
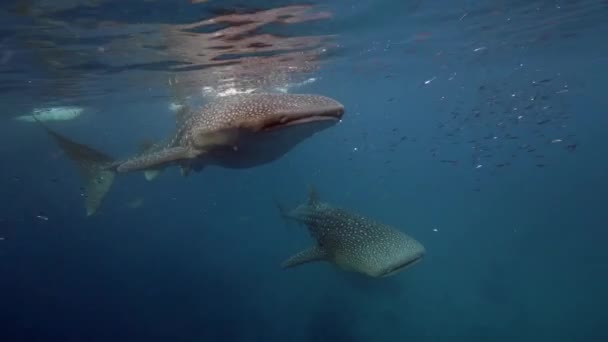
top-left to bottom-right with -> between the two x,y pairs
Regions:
38,122 -> 116,217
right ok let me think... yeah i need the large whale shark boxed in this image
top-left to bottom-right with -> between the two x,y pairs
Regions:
41,93 -> 344,216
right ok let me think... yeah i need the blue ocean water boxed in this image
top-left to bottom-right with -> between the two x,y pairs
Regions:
1,0 -> 608,341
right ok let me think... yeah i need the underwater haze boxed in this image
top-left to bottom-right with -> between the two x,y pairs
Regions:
1,0 -> 608,341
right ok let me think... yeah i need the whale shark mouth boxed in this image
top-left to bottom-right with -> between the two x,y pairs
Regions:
282,113 -> 341,126
381,255 -> 424,277
262,109 -> 344,131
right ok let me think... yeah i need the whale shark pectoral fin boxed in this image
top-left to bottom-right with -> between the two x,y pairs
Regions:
180,164 -> 192,177
116,147 -> 198,173
83,169 -> 115,217
281,246 -> 328,269
144,169 -> 163,181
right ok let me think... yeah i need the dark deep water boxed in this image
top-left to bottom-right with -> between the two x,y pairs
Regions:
1,1 -> 608,341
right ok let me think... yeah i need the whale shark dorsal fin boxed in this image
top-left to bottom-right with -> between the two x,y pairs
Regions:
281,246 -> 328,269
307,184 -> 320,206
167,74 -> 193,131
137,140 -> 156,153
174,104 -> 191,131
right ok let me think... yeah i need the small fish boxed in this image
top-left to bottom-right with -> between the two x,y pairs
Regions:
566,144 -> 577,151
277,186 -> 425,278
440,159 -> 459,165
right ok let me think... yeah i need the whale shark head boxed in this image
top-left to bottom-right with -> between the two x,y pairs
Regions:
186,93 -> 345,169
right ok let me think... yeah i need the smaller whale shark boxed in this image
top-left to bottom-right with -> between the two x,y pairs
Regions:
277,186 -> 425,278
39,94 -> 344,216
14,106 -> 83,123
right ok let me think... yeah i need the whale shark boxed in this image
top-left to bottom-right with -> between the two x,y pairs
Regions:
41,93 -> 344,216
277,186 -> 425,278
14,106 -> 84,123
